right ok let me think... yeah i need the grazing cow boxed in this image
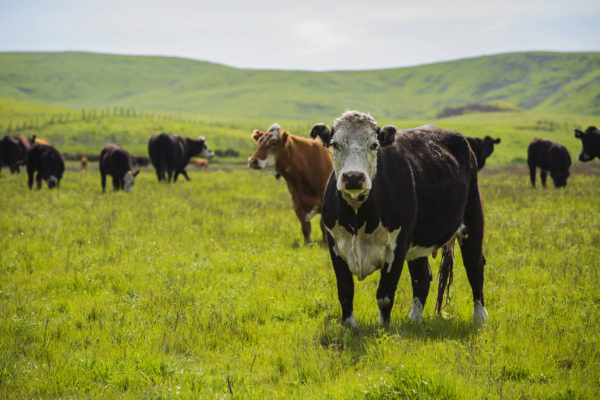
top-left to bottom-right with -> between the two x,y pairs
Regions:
26,144 -> 65,189
574,126 -> 600,162
194,158 -> 209,168
148,133 -> 214,182
311,111 -> 487,328
248,123 -> 333,244
527,139 -> 571,188
132,156 -> 149,168
81,156 -> 88,169
99,144 -> 140,192
0,134 -> 30,173
466,136 -> 501,170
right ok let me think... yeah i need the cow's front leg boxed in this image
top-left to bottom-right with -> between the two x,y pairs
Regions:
376,245 -> 407,327
407,257 -> 432,321
327,232 -> 355,328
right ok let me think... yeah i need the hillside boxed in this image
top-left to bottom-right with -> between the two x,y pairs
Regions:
0,52 -> 599,120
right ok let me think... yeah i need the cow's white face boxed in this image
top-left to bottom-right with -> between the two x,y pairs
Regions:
123,171 -> 135,192
330,112 -> 379,207
248,124 -> 284,170
198,136 -> 214,160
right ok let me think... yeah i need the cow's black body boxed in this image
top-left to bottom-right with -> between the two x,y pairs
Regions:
132,156 -> 150,168
466,136 -> 501,170
527,139 -> 571,188
574,126 -> 600,162
148,133 -> 208,182
0,134 -> 30,173
318,123 -> 486,326
26,144 -> 65,189
99,144 -> 136,191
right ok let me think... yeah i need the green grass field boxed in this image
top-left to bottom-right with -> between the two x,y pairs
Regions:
1,97 -> 597,166
0,160 -> 599,399
0,53 -> 599,398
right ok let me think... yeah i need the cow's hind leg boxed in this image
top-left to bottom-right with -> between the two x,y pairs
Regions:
101,172 -> 107,192
460,185 -> 488,324
36,172 -> 42,189
407,257 -> 432,321
528,165 -> 536,187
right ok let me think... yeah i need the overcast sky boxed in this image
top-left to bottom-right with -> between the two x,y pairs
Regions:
1,0 -> 599,71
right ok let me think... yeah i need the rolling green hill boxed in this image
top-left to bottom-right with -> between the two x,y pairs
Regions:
0,51 -> 598,120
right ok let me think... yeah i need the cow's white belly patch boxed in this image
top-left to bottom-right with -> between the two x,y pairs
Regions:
327,222 -> 401,281
405,245 -> 437,261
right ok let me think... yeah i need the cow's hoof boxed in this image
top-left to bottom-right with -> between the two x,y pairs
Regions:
343,312 -> 357,329
473,300 -> 488,325
409,298 -> 423,322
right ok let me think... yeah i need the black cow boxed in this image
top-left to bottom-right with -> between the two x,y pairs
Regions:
0,134 -> 30,173
26,144 -> 65,189
311,111 -> 487,328
132,156 -> 150,168
466,136 -> 501,170
527,139 -> 571,188
148,133 -> 214,182
574,126 -> 600,162
99,144 -> 140,192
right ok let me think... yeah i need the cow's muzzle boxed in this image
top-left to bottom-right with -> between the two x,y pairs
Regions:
341,171 -> 366,191
248,157 -> 263,169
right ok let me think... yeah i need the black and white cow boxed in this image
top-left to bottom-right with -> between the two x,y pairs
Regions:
311,111 -> 487,328
574,126 -> 600,162
99,144 -> 140,192
26,144 -> 65,189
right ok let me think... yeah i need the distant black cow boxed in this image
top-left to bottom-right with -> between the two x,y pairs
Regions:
132,156 -> 150,168
99,144 -> 140,192
527,138 -> 571,188
574,126 -> 600,162
0,134 -> 30,173
311,111 -> 487,328
148,133 -> 214,182
466,136 -> 501,170
26,144 -> 65,189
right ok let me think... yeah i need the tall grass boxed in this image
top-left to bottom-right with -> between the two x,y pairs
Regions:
0,162 -> 598,399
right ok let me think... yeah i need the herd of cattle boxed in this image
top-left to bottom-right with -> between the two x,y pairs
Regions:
0,113 -> 598,327
0,132 -> 214,191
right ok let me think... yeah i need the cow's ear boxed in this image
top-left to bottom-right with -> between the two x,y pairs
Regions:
574,129 -> 584,138
252,130 -> 264,143
279,130 -> 289,143
133,170 -> 140,177
30,135 -> 37,144
494,137 -> 501,144
377,125 -> 396,147
310,123 -> 333,147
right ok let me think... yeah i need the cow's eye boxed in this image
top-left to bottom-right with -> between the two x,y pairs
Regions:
331,142 -> 340,150
370,143 -> 378,151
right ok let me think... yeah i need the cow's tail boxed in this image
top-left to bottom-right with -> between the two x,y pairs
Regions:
435,241 -> 454,314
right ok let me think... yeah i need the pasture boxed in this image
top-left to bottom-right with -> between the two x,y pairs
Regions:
1,160 -> 599,398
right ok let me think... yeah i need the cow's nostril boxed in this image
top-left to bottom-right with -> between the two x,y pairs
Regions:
342,172 -> 366,190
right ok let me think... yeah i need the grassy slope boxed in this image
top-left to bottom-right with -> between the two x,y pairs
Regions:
1,98 -> 596,167
0,165 -> 598,399
0,51 -> 599,120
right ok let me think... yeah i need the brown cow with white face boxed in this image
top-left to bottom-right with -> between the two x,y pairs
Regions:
248,123 -> 333,244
